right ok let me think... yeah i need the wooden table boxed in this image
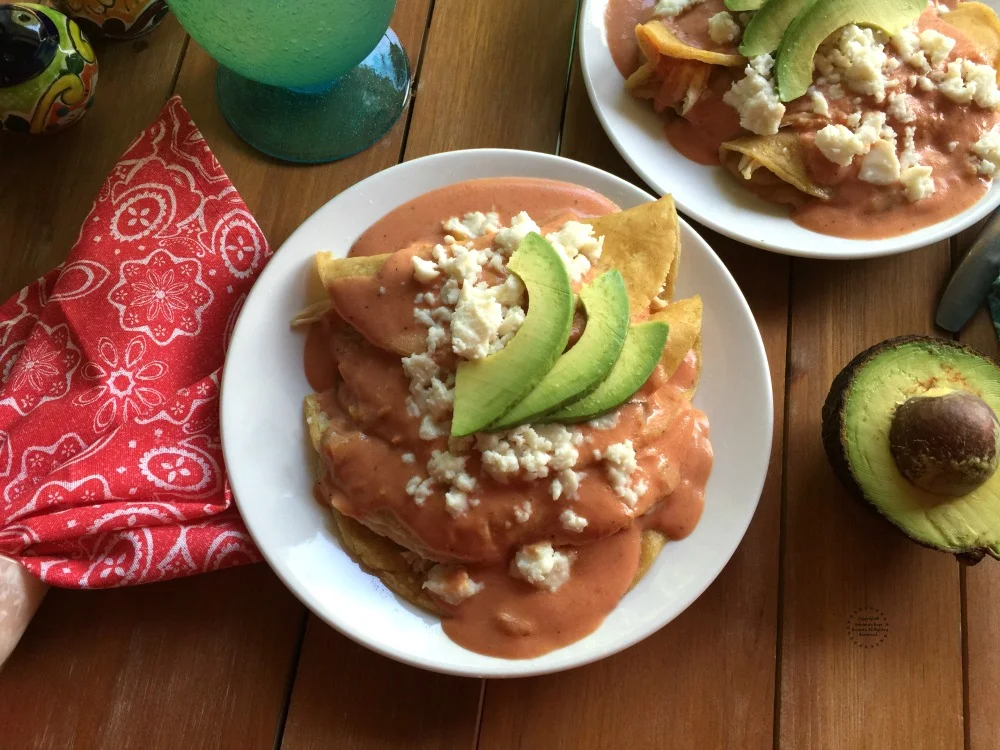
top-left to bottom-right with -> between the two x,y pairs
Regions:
1,2 -> 997,747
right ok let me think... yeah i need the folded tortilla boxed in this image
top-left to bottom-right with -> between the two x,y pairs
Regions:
720,132 -> 832,206
943,3 -> 1000,69
627,20 -> 743,116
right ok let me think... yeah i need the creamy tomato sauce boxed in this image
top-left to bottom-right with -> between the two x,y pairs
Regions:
606,0 -> 736,77
303,178 -> 714,658
609,0 -> 1000,239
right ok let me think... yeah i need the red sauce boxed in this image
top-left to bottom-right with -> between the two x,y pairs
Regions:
664,67 -> 743,165
303,178 -> 714,658
606,0 -> 656,77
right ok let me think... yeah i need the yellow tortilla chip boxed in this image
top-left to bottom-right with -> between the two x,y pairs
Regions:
652,295 -> 701,375
316,251 -> 390,286
636,20 -> 744,67
627,58 -> 713,116
587,196 -> 680,319
943,3 -> 1000,69
630,530 -> 668,590
720,133 -> 832,203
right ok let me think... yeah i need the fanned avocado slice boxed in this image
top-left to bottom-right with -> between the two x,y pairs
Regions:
726,0 -> 765,11
822,336 -> 1000,563
740,0 -> 812,58
491,270 -> 630,430
451,233 -> 574,437
546,320 -> 669,424
775,0 -> 925,102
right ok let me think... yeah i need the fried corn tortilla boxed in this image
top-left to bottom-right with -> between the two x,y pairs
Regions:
944,3 -> 1000,69
304,197 -> 704,612
720,133 -> 833,205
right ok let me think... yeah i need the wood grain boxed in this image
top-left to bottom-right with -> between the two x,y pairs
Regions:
0,15 -> 188,298
477,56 -> 787,750
780,246 -> 963,749
0,567 -> 301,749
957,303 -> 1000,750
403,0 -> 578,159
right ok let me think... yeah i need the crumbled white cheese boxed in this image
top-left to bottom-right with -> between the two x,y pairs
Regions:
920,29 -> 956,67
493,212 -> 541,254
545,221 -> 604,284
899,125 -> 919,168
887,91 -> 916,123
653,0 -> 703,18
442,211 -> 501,240
859,139 -> 902,185
723,55 -> 786,136
450,281 -> 504,360
478,424 -> 580,482
815,25 -> 890,103
948,140 -> 960,153
973,126 -> 1000,176
815,124 -> 868,166
588,412 -> 620,430
809,88 -> 830,116
444,489 -> 470,517
707,12 -> 741,45
559,508 -> 589,533
603,439 -> 641,508
937,59 -> 1000,109
401,452 -> 416,465
513,500 -> 533,524
427,450 -> 477,493
511,542 -> 573,592
917,75 -> 935,92
419,416 -> 448,441
892,27 -> 930,73
405,476 -> 435,506
900,165 -> 936,202
423,564 -> 483,605
411,255 -> 440,284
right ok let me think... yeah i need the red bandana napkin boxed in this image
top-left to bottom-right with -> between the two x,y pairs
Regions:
0,97 -> 266,588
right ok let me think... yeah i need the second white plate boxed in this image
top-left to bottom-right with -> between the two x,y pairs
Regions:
578,0 -> 1000,259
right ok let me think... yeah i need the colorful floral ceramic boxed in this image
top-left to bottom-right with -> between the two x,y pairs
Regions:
52,0 -> 168,40
0,4 -> 98,134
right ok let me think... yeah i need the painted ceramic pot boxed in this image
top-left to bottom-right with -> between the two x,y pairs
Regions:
0,4 -> 98,134
51,0 -> 168,40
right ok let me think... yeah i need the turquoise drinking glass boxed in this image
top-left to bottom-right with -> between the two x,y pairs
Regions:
167,0 -> 408,163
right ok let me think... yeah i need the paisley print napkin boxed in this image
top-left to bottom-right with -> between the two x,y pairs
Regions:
0,96 -> 265,589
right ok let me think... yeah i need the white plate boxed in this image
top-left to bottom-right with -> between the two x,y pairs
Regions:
220,149 -> 773,677
579,0 -> 1000,259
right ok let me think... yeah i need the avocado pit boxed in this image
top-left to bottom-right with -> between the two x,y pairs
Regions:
889,389 -> 1000,497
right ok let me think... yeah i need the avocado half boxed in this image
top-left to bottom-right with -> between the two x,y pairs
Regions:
822,336 -> 1000,563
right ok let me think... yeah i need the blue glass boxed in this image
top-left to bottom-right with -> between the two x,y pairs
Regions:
167,0 -> 409,164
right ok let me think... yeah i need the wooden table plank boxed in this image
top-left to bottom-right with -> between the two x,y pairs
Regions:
780,247 -> 963,749
279,2 -> 585,747
954,217 -> 1000,750
402,0 -> 579,158
0,567 -> 300,749
477,56 -> 787,750
0,14 -> 188,300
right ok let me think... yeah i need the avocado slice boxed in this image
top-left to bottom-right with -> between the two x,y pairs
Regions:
775,0 -> 925,102
740,0 -> 811,58
545,320 -> 669,424
451,233 -> 574,437
822,336 -> 1000,563
726,0 -> 765,11
491,270 -> 631,430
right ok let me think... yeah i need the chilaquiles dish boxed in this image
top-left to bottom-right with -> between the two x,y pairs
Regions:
294,178 -> 713,658
609,0 -> 1000,239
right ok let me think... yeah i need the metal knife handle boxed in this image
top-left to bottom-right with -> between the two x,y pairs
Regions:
936,208 -> 1000,332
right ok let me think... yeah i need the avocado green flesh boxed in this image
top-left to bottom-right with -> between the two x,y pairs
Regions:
726,0 -> 765,11
740,0 -> 812,58
545,320 -> 669,424
490,270 -> 630,430
451,233 -> 574,437
842,341 -> 1000,557
775,0 -> 925,102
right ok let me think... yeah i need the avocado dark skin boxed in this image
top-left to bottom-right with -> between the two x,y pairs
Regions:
822,335 -> 1000,564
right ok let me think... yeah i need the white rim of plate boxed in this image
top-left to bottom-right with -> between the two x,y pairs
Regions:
220,148 -> 773,677
577,0 -> 1000,259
